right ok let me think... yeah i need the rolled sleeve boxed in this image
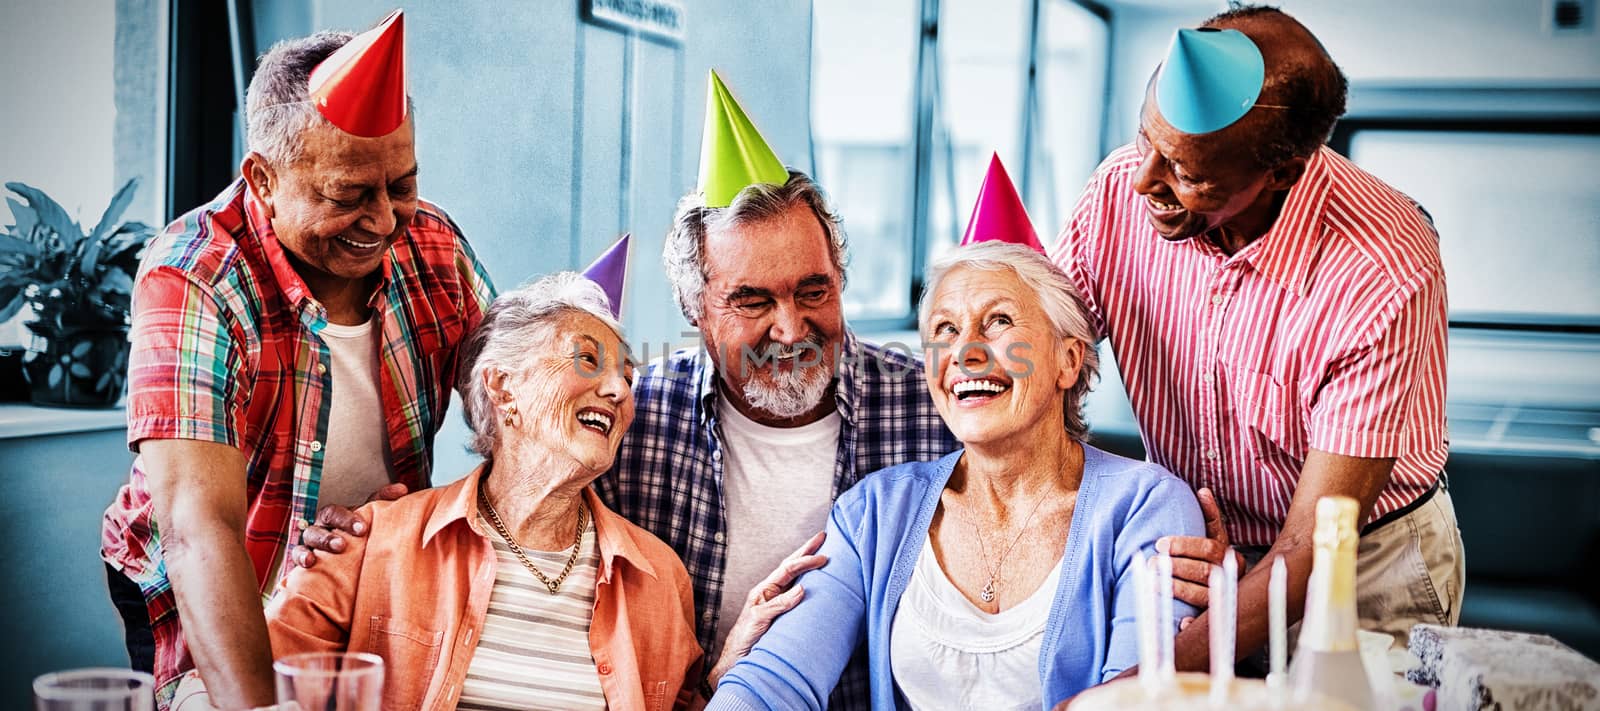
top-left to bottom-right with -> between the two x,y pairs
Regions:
264,528 -> 368,655
125,266 -> 249,451
1308,275 -> 1448,459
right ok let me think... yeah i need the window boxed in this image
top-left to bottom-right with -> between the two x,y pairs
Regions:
1346,128 -> 1600,327
811,0 -> 1110,329
810,0 -> 920,322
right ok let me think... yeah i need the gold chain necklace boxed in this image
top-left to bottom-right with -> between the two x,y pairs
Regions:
478,484 -> 587,594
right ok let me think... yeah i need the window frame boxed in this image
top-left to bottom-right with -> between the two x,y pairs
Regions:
1330,86 -> 1600,333
165,0 -> 254,223
840,0 -> 1113,334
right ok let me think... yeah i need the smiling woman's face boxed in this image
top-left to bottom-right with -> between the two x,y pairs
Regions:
492,311 -> 636,476
922,265 -> 1083,448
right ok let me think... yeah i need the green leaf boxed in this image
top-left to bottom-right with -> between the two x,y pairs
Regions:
98,269 -> 134,296
47,363 -> 62,389
88,178 -> 139,244
5,197 -> 37,236
0,234 -> 39,257
0,283 -> 25,323
80,179 -> 142,278
4,183 -> 81,245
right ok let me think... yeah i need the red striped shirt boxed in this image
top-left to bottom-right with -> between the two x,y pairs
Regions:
1053,145 -> 1447,546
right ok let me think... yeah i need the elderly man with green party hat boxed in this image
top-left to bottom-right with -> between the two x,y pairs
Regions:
590,69 -> 956,707
1051,3 -> 1460,682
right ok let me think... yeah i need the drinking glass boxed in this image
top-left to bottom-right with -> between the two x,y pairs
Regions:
33,668 -> 155,711
272,652 -> 383,711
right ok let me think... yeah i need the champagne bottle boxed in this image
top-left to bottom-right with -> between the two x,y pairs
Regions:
1289,496 -> 1375,710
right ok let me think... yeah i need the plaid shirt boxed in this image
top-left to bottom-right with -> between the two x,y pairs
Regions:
100,179 -> 495,707
593,333 -> 958,710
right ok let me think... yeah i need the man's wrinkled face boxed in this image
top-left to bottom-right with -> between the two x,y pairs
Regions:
697,202 -> 846,421
1131,82 -> 1275,242
257,118 -> 419,281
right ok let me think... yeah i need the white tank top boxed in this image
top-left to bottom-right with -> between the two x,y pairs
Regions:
889,536 -> 1062,710
315,319 -> 393,510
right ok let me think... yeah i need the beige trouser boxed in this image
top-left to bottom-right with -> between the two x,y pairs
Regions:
1241,488 -> 1466,653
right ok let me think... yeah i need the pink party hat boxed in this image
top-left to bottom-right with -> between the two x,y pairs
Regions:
960,154 -> 1044,254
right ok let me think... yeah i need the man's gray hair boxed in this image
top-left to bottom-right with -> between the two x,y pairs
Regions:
662,170 -> 848,324
456,272 -> 624,458
918,242 -> 1101,441
245,30 -> 416,165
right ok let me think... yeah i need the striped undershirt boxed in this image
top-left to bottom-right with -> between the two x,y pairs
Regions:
457,516 -> 606,710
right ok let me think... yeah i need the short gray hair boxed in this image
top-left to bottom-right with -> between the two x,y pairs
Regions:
918,242 -> 1101,441
456,272 -> 624,457
662,170 -> 848,324
245,31 -> 416,165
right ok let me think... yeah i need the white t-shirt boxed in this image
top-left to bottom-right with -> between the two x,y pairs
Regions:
712,398 -> 841,656
889,536 -> 1063,711
314,319 -> 393,510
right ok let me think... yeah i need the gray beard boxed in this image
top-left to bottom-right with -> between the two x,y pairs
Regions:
740,360 -> 833,420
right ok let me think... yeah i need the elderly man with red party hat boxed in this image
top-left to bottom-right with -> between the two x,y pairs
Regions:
99,11 -> 495,708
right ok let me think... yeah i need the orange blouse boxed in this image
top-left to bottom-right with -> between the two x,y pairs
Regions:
266,465 -> 704,711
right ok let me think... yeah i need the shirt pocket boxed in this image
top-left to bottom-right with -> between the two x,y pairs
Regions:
644,679 -> 670,711
366,615 -> 443,711
1236,370 -> 1308,465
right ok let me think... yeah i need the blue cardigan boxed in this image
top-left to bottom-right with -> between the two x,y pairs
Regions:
708,445 -> 1204,710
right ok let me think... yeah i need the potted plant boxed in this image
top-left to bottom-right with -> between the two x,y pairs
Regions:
0,179 -> 155,407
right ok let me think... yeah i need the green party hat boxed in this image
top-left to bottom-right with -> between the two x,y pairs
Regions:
697,70 -> 788,208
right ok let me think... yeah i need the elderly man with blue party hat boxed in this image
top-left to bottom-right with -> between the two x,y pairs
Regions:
1051,3 -> 1460,680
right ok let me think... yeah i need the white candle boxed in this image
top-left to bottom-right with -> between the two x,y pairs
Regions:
1158,551 -> 1176,683
1268,556 -> 1288,688
1210,551 -> 1238,707
1134,551 -> 1159,697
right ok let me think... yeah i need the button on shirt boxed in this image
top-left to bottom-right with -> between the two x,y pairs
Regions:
266,472 -> 702,711
1052,146 -> 1447,546
593,333 -> 959,710
100,179 -> 496,706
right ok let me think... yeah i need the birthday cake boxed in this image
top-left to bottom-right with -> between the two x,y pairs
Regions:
1068,672 -> 1357,711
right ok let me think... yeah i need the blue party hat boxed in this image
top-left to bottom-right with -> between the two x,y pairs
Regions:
1155,28 -> 1265,134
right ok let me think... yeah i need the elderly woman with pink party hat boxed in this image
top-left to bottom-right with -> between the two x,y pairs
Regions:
705,156 -> 1206,711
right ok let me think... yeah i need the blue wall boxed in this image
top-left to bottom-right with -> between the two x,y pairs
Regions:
0,1 -> 816,705
0,428 -> 135,704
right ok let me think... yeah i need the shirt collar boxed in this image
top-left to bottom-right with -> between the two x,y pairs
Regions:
242,181 -> 395,318
1232,147 -> 1335,297
693,329 -> 863,428
421,461 -> 659,583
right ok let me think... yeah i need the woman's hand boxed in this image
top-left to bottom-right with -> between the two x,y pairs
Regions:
290,483 -> 409,568
706,531 -> 829,688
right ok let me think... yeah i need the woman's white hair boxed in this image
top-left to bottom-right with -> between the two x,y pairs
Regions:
456,272 -> 624,457
917,241 -> 1101,441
